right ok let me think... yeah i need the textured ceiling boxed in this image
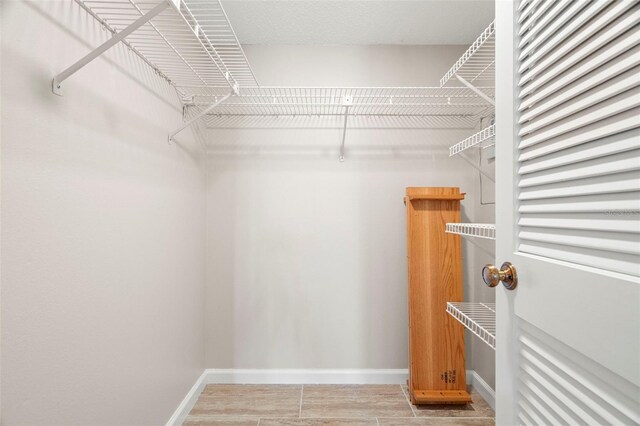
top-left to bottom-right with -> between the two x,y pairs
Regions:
221,0 -> 495,45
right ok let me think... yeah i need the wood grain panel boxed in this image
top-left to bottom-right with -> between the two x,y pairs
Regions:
405,187 -> 470,405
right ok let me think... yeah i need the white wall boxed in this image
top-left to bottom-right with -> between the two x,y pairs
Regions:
1,1 -> 206,424
468,137 -> 497,390
204,45 -> 496,378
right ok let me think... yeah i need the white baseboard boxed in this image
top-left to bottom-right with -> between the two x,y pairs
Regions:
467,369 -> 496,411
165,370 -> 208,426
168,368 -> 495,425
202,368 -> 409,385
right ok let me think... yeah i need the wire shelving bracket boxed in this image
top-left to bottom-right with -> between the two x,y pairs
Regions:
52,0 -> 172,95
168,86 -> 237,143
447,302 -> 496,349
339,94 -> 353,162
446,223 -> 496,240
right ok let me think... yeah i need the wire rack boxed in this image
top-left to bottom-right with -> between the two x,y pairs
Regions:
446,223 -> 496,240
440,21 -> 495,87
447,302 -> 496,349
449,124 -> 496,156
68,1 -> 496,139
75,0 -> 258,91
180,0 -> 257,88
181,86 -> 495,128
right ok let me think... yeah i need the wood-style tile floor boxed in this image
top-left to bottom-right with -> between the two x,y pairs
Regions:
183,384 -> 494,425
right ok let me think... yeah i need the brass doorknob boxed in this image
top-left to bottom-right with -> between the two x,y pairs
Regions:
482,262 -> 517,290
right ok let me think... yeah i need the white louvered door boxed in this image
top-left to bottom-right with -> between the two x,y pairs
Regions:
495,1 -> 640,424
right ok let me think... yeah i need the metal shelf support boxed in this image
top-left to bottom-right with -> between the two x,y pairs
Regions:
457,151 -> 495,182
52,0 -> 171,95
168,88 -> 236,143
339,95 -> 353,162
456,75 -> 495,106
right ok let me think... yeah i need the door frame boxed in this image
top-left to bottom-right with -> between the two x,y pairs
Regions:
495,1 -> 518,424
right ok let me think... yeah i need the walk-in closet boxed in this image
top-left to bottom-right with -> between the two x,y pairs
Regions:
1,0 -> 638,425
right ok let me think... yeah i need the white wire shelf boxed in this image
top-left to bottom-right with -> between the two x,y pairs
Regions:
74,0 -> 258,91
180,86 -> 495,128
449,124 -> 496,156
440,21 -> 495,87
446,223 -> 496,240
65,2 -> 495,145
447,302 -> 496,350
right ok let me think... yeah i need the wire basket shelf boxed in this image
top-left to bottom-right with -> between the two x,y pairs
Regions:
182,86 -> 495,128
447,302 -> 496,349
440,21 -> 495,87
446,223 -> 496,240
449,124 -> 496,156
68,1 -> 496,141
75,0 -> 258,91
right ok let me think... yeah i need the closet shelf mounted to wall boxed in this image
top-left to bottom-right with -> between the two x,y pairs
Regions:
448,123 -> 496,181
446,223 -> 495,240
54,0 -> 257,93
185,86 -> 495,123
443,21 -> 496,235
446,302 -> 495,350
186,86 -> 496,161
440,21 -> 495,99
52,0 -> 257,141
53,0 -> 497,160
449,124 -> 496,156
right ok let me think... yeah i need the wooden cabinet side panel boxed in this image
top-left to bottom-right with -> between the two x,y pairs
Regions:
406,197 -> 414,393
407,197 -> 467,397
